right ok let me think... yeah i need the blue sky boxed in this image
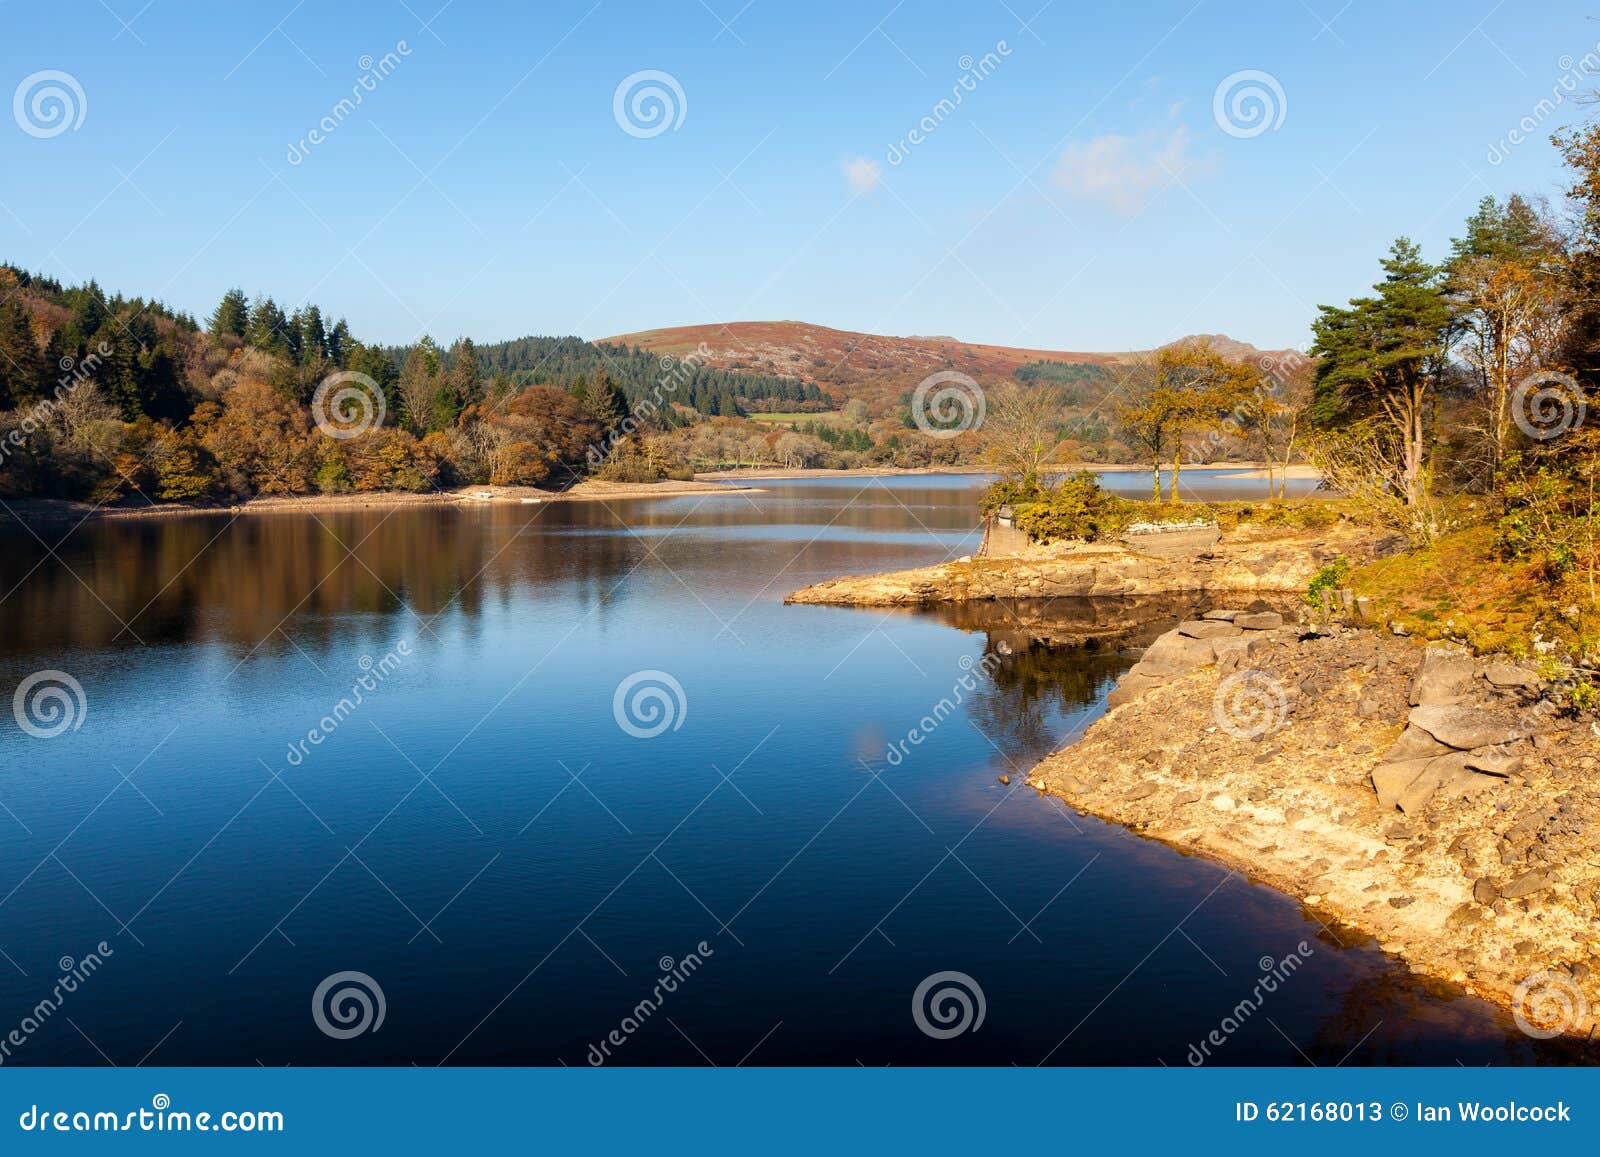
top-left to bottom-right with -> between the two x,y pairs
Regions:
0,0 -> 1593,351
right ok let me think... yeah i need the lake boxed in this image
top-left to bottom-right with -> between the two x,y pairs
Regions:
0,470 -> 1549,1065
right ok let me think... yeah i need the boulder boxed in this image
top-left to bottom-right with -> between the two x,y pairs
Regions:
1484,662 -> 1537,689
1472,878 -> 1499,905
1372,757 -> 1432,811
1501,869 -> 1554,900
1398,755 -> 1463,815
1211,633 -> 1269,672
1202,609 -> 1240,621
1464,745 -> 1523,776
1408,704 -> 1531,751
1408,645 -> 1478,706
1234,611 -> 1284,631
1176,620 -> 1242,640
1134,630 -> 1216,678
1384,725 -> 1453,762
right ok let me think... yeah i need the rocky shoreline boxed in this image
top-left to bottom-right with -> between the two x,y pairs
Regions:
787,522 -> 1386,607
1026,608 -> 1600,1040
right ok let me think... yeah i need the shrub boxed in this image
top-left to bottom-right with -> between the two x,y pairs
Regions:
1305,556 -> 1351,605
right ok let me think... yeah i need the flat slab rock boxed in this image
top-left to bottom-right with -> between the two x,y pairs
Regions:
1175,620 -> 1242,640
1408,645 -> 1478,706
1233,611 -> 1284,630
1408,704 -> 1540,750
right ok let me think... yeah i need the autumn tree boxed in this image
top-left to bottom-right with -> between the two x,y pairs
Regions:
982,382 -> 1062,483
1445,194 -> 1564,475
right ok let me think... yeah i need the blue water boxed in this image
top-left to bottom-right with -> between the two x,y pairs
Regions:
0,471 -> 1547,1065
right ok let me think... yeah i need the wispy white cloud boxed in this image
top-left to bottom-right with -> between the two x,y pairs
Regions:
842,155 -> 881,194
1051,125 -> 1208,215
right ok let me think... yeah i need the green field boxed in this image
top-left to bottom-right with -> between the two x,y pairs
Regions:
749,411 -> 845,425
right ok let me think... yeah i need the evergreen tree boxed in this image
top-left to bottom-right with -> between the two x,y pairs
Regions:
208,288 -> 249,339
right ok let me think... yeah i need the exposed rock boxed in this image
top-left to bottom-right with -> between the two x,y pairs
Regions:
1409,645 -> 1478,706
1176,620 -> 1242,640
1386,725 -> 1453,762
1372,758 -> 1433,812
1501,870 -> 1554,899
1464,746 -> 1524,776
1408,704 -> 1534,751
1132,630 -> 1216,678
1211,633 -> 1269,673
1484,662 -> 1538,689
1173,790 -> 1202,807
1107,672 -> 1167,709
1235,611 -> 1284,630
1124,781 -> 1160,801
1203,609 -> 1240,621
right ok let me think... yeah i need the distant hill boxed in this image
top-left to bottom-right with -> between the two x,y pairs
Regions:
605,320 -> 1296,412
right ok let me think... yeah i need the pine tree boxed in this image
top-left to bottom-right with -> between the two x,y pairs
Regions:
208,288 -> 249,339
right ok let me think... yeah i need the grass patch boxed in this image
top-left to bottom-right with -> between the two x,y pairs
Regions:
749,411 -> 844,425
1348,523 -> 1593,658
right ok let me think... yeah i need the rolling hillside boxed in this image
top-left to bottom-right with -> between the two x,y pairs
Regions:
606,320 -> 1296,412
